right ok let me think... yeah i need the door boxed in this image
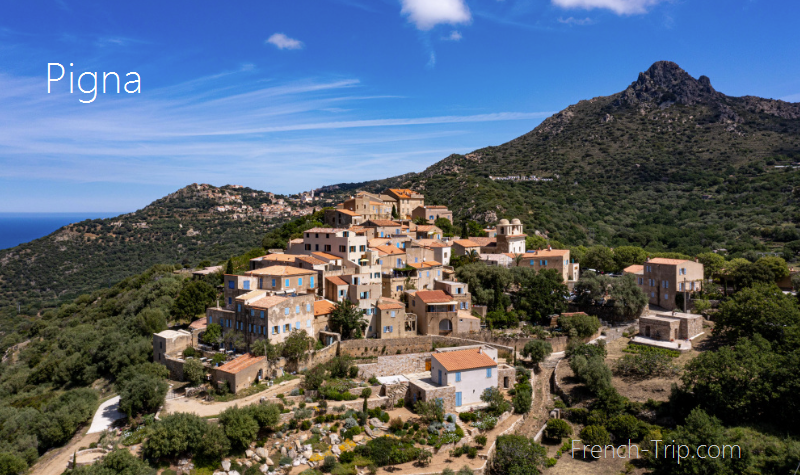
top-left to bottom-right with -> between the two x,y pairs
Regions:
455,392 -> 462,407
438,370 -> 442,386
425,359 -> 432,371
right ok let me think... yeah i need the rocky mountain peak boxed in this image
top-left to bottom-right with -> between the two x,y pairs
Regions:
621,60 -> 721,106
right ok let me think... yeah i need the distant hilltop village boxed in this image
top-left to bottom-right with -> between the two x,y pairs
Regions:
190,183 -> 334,220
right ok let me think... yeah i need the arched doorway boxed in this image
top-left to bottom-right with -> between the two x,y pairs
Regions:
439,319 -> 453,335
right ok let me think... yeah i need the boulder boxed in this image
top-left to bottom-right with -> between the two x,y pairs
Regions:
245,449 -> 255,458
259,465 -> 268,474
294,440 -> 302,451
280,447 -> 287,457
369,418 -> 381,427
266,457 -> 274,466
221,461 -> 231,471
256,448 -> 268,459
292,460 -> 300,467
352,435 -> 364,443
242,460 -> 252,468
364,426 -> 373,438
329,434 -> 340,445
303,450 -> 312,459
287,449 -> 296,459
331,445 -> 341,455
229,471 -> 241,475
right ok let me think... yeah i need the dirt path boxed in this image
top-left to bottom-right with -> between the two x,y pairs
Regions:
30,430 -> 101,475
163,378 -> 302,417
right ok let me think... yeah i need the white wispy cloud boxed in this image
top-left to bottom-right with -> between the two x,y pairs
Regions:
266,33 -> 304,50
558,16 -> 593,25
0,71 -> 551,192
443,30 -> 463,41
551,0 -> 663,15
400,0 -> 472,30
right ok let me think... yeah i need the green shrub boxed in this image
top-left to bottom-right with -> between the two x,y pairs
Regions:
339,451 -> 355,464
467,447 -> 477,459
458,412 -> 477,423
607,414 -> 647,442
321,455 -> 337,472
564,408 -> 588,424
580,425 -> 610,447
348,366 -> 359,379
475,435 -> 487,446
354,436 -> 421,467
544,419 -> 572,440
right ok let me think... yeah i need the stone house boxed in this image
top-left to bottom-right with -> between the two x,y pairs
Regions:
407,283 -> 471,336
516,247 -> 579,283
375,297 -> 416,339
452,239 -> 481,257
299,227 -> 368,264
637,258 -> 704,311
411,225 -> 443,240
324,208 -> 364,228
411,205 -> 453,224
639,310 -> 703,341
210,353 -> 267,394
385,188 -> 424,219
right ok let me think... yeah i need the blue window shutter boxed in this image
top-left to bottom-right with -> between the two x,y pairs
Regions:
298,278 -> 303,286
295,305 -> 300,313
285,279 -> 290,287
310,276 -> 315,288
228,281 -> 234,289
272,279 -> 276,287
306,303 -> 311,312
260,311 -> 264,318
237,304 -> 241,312
243,281 -> 250,290
487,368 -> 492,378
208,316 -> 212,324
456,372 -> 461,382
285,308 -> 289,316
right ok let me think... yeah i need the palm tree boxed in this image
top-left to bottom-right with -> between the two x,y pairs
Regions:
467,250 -> 480,264
513,253 -> 525,267
413,216 -> 429,225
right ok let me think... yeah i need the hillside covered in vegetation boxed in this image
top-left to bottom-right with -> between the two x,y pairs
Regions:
0,184 -> 291,322
334,61 -> 800,258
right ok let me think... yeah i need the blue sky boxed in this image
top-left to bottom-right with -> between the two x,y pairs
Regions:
1,0 -> 799,212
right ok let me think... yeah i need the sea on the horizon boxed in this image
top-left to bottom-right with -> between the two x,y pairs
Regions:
0,213 -> 123,251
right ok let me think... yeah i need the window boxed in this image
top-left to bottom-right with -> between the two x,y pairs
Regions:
349,246 -> 356,252
273,326 -> 279,334
486,368 -> 492,378
284,278 -> 290,287
415,257 -> 418,263
310,276 -> 315,288
284,308 -> 290,316
228,297 -> 232,305
307,319 -> 311,328
208,316 -> 212,324
228,281 -> 234,289
237,304 -> 241,312
639,277 -> 643,285
271,279 -> 276,287
243,281 -> 250,290
437,270 -> 441,276
315,244 -> 319,251
296,322 -> 301,330
250,309 -> 254,316
456,372 -> 461,382
295,305 -> 300,314
396,285 -> 403,291
324,245 -> 331,252
427,271 -> 430,277
397,258 -> 402,267
665,293 -> 669,300
260,310 -> 265,319
530,260 -> 534,266
284,324 -> 291,332
651,292 -> 655,298
389,325 -> 393,332
360,245 -> 366,252
306,303 -> 311,312
457,288 -> 462,294
339,290 -> 345,297
340,245 -> 346,252
305,244 -> 311,251
391,311 -> 396,318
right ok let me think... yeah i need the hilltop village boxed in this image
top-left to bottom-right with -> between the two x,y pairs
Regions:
137,187 -> 741,475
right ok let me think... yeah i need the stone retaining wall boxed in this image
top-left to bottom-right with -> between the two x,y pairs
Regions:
356,353 -> 432,379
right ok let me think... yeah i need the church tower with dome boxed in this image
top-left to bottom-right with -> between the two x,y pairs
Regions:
496,218 -> 526,254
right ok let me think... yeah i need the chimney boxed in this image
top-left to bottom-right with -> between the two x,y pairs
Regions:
478,347 -> 482,354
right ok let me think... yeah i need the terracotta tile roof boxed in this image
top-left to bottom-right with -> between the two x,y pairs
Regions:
295,255 -> 327,265
432,348 -> 497,372
289,238 -> 303,244
415,239 -> 449,248
305,227 -> 348,233
326,275 -> 348,286
337,209 -> 360,216
469,237 -> 497,247
408,261 -> 442,269
314,300 -> 337,316
372,245 -> 405,256
377,298 -> 404,310
217,354 -> 266,374
423,205 -> 449,209
259,254 -> 298,263
649,258 -> 690,265
453,239 -> 480,248
369,238 -> 391,247
366,220 -> 401,227
189,317 -> 207,330
235,290 -> 266,301
623,264 -> 644,274
414,225 -> 440,232
388,188 -> 415,198
312,252 -> 342,261
415,290 -> 452,303
249,295 -> 288,309
247,266 -> 316,276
